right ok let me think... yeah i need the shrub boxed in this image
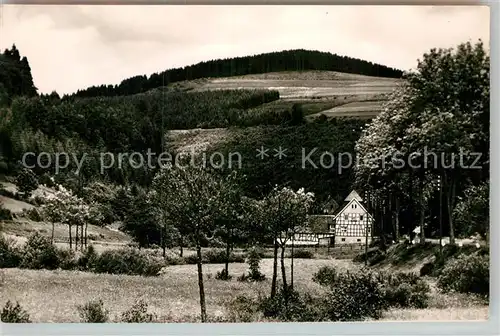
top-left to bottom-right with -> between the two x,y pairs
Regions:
353,247 -> 386,265
1,301 -> 31,323
38,173 -> 56,188
227,295 -> 260,322
238,248 -> 265,282
16,168 -> 39,199
0,207 -> 13,220
368,250 -> 386,266
120,300 -> 156,323
312,266 -> 337,287
259,286 -> 318,322
77,245 -> 99,271
293,249 -> 314,259
22,208 -> 44,222
183,249 -> 245,265
437,253 -> 489,297
29,196 -> 47,206
424,244 -> 475,277
93,248 -> 163,276
0,234 -> 22,268
203,249 -> 228,263
377,272 -> 430,309
164,255 -> 185,266
20,232 -> 60,270
183,254 -> 199,264
204,249 -> 245,264
215,268 -> 232,280
237,273 -> 249,282
420,262 -> 435,277
56,248 -> 77,270
321,271 -> 386,321
77,300 -> 109,323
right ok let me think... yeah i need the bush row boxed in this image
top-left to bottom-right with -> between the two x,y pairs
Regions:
228,267 -> 431,322
1,233 -> 263,276
354,243 -> 490,298
1,299 -> 157,323
437,253 -> 489,297
0,233 -> 163,276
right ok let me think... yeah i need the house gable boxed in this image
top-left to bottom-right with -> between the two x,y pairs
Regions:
332,198 -> 374,238
344,190 -> 363,202
333,198 -> 373,221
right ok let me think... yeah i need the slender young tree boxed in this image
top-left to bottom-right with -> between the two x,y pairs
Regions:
152,166 -> 238,322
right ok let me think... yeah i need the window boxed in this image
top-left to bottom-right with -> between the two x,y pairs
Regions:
344,214 -> 348,220
357,239 -> 362,242
341,238 -> 346,242
360,215 -> 364,221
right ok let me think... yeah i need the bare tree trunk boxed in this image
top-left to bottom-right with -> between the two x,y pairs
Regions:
395,196 -> 400,241
390,195 -> 395,242
280,245 -> 287,289
446,175 -> 456,245
51,222 -> 55,244
68,224 -> 72,250
180,245 -> 183,258
439,174 -> 443,255
195,239 -> 207,322
225,240 -> 230,276
364,218 -> 369,266
161,225 -> 166,259
290,233 -> 294,291
85,222 -> 88,248
419,178 -> 426,243
408,170 -> 414,238
271,239 -> 278,298
81,224 -> 84,250
75,223 -> 79,251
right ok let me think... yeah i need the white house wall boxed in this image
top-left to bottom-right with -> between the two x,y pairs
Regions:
334,199 -> 373,245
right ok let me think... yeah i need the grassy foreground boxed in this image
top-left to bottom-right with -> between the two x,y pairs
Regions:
1,258 -> 488,323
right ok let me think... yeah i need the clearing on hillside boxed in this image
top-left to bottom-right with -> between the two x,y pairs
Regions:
167,71 -> 402,119
171,70 -> 402,99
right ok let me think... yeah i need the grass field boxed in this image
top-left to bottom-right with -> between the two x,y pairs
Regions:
1,258 -> 488,323
185,73 -> 400,99
308,101 -> 385,120
168,70 -> 401,118
1,220 -> 131,251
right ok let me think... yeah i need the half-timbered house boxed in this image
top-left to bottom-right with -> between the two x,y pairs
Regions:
331,190 -> 374,245
277,190 -> 374,246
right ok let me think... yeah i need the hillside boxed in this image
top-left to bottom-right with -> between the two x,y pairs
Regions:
168,70 -> 402,120
173,71 -> 400,98
0,180 -> 132,249
68,49 -> 403,99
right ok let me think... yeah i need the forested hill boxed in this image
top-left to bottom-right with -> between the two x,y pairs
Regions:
68,49 -> 403,99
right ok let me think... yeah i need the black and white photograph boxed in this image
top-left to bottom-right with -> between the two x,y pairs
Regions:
0,4 -> 491,324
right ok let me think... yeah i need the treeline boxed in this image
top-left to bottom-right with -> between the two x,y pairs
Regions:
2,86 -> 320,187
0,45 -> 37,106
5,89 -> 279,155
67,49 -> 403,99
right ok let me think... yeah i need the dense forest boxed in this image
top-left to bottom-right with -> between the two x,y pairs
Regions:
66,49 -> 403,99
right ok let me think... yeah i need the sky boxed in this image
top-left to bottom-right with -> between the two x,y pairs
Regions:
0,5 -> 490,95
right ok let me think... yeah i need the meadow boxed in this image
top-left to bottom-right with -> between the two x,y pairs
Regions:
1,256 -> 488,323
